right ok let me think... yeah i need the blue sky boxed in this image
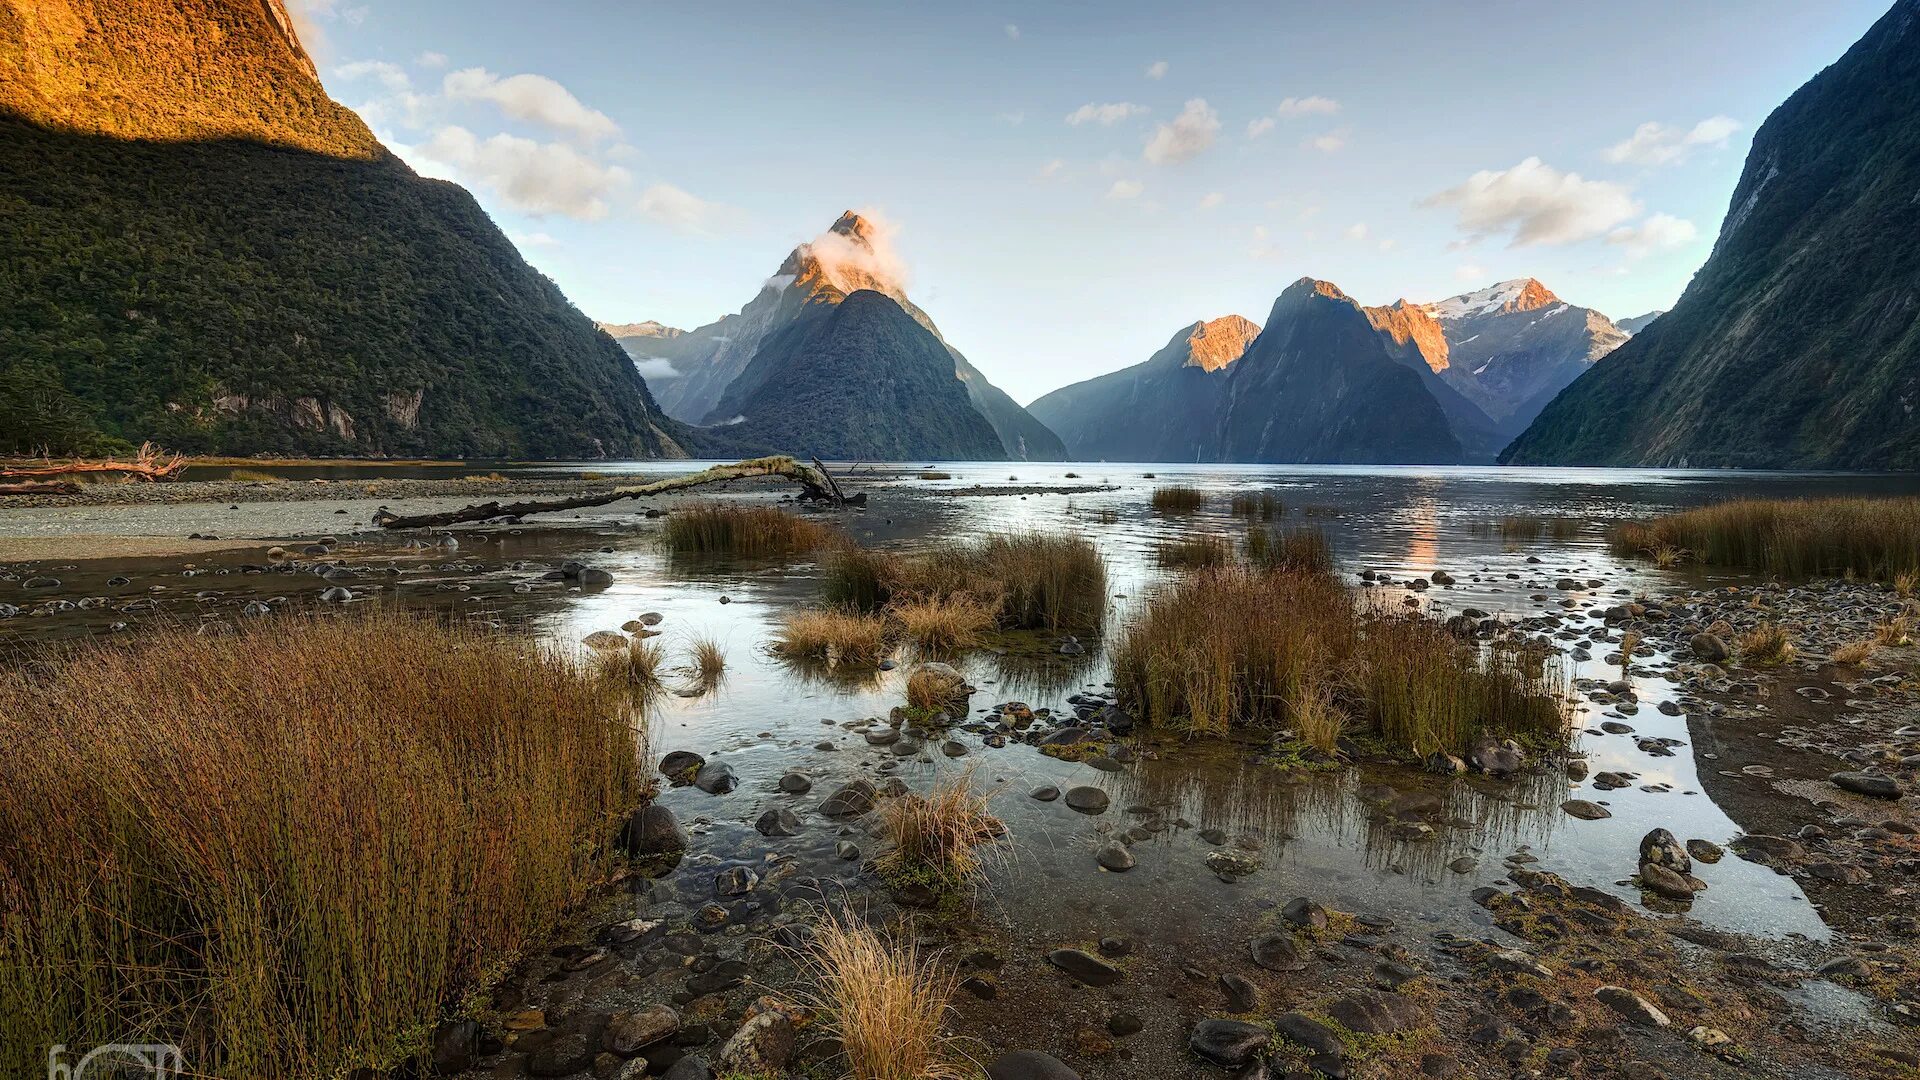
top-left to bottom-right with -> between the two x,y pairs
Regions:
296,0 -> 1891,404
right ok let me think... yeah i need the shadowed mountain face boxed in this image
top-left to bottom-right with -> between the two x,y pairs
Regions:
0,0 -> 689,458
709,290 -> 1007,462
1505,0 -> 1920,468
1026,316 -> 1259,462
614,212 -> 1067,460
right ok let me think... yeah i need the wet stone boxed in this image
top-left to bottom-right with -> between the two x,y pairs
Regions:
1047,948 -> 1122,987
1561,799 -> 1612,820
1250,932 -> 1308,972
1063,786 -> 1109,813
1096,841 -> 1136,872
754,808 -> 801,837
1189,1018 -> 1270,1069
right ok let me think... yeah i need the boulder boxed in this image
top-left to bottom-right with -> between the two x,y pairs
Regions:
1831,771 -> 1904,800
1639,828 -> 1691,873
1064,786 -> 1110,813
605,1005 -> 679,1055
1325,990 -> 1424,1035
1595,985 -> 1670,1027
1096,841 -> 1135,872
1188,1019 -> 1270,1069
986,1051 -> 1081,1080
1689,634 -> 1730,662
820,779 -> 878,817
1047,948 -> 1122,986
693,760 -> 738,795
616,805 -> 688,857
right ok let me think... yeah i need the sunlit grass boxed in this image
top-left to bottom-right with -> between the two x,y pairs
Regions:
1612,498 -> 1920,581
824,533 -> 1107,633
874,768 -> 1003,890
796,916 -> 969,1080
773,608 -> 894,665
1736,622 -> 1795,665
889,596 -> 997,652
1229,491 -> 1281,520
1150,485 -> 1205,512
1246,525 -> 1333,574
1153,534 -> 1233,570
662,504 -> 839,557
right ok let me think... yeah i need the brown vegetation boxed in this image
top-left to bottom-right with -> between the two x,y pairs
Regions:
797,917 -> 968,1080
1246,525 -> 1333,574
1150,485 -> 1206,512
662,503 -> 839,557
1612,498 -> 1920,581
773,609 -> 895,665
823,533 -> 1107,633
1154,534 -> 1234,569
874,768 -> 1004,889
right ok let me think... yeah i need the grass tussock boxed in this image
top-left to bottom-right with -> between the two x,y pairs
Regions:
918,471 -> 952,481
1151,485 -> 1206,512
1875,613 -> 1913,647
905,664 -> 970,714
875,768 -> 1003,890
889,596 -> 997,652
1230,491 -> 1281,520
824,533 -> 1107,633
599,635 -> 667,697
1110,566 -> 1564,755
0,614 -> 644,1079
684,635 -> 727,689
1154,534 -> 1233,570
798,917 -> 967,1080
663,504 -> 839,557
1737,622 -> 1795,665
1247,525 -> 1334,574
774,608 -> 894,665
1612,498 -> 1920,582
1832,639 -> 1877,666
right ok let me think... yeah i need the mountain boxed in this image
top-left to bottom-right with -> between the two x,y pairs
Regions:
1026,316 -> 1259,461
615,212 -> 1067,460
1379,279 -> 1628,441
1616,311 -> 1664,336
0,0 -> 689,459
1505,0 -> 1920,469
1215,280 -> 1465,464
710,290 -> 1006,460
600,321 -> 686,342
1361,300 -> 1506,458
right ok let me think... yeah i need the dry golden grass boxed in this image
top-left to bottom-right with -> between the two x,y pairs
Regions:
598,635 -> 667,698
1230,491 -> 1281,520
0,614 -> 644,1079
826,533 -> 1107,633
1737,622 -> 1795,665
1619,631 -> 1641,671
918,471 -> 953,481
1875,613 -> 1913,647
662,504 -> 839,557
1150,485 -> 1206,512
1612,498 -> 1920,581
875,768 -> 1003,889
1832,639 -> 1877,666
684,635 -> 727,690
797,917 -> 968,1080
774,608 -> 894,665
1896,571 -> 1920,598
889,596 -> 997,652
905,664 -> 970,714
1110,566 -> 1564,754
1153,534 -> 1233,570
1246,525 -> 1333,574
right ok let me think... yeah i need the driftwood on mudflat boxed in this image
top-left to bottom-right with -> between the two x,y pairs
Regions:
371,454 -> 864,530
0,480 -> 81,496
0,442 -> 188,483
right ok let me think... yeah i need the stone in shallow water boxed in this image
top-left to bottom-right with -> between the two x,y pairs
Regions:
693,760 -> 737,794
1282,896 -> 1328,930
1561,799 -> 1611,820
617,805 -> 688,857
1029,785 -> 1060,802
819,779 -> 877,817
605,1004 -> 679,1055
1250,932 -> 1308,972
1096,841 -> 1135,872
778,772 -> 813,793
754,808 -> 802,837
1063,786 -> 1109,813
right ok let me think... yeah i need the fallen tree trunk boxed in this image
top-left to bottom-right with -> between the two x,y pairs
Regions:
0,480 -> 82,496
0,442 -> 187,483
371,455 -> 864,530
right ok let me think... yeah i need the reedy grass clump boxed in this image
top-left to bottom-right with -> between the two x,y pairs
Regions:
1736,622 -> 1795,665
1611,498 -> 1920,582
662,504 -> 839,557
889,595 -> 997,652
599,635 -> 667,697
0,614 -> 645,1079
1832,639 -> 1877,666
1230,491 -> 1281,519
1154,534 -> 1233,570
684,635 -> 727,690
905,664 -> 971,714
823,533 -> 1107,633
1150,485 -> 1206,512
918,471 -> 953,481
797,917 -> 968,1080
1874,613 -> 1913,647
1246,525 -> 1334,574
773,608 -> 895,665
874,768 -> 1003,890
1110,566 -> 1565,756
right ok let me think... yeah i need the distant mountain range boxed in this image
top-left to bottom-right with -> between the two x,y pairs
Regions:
1506,0 -> 1920,469
608,213 -> 1065,461
1615,311 -> 1664,336
1031,277 -> 1628,463
0,0 -> 689,459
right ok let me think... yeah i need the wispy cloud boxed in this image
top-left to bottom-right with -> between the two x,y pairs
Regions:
1037,158 -> 1066,179
1248,225 -> 1283,261
1275,95 -> 1341,118
1198,192 -> 1224,210
1602,115 -> 1741,167
1422,156 -> 1640,246
416,50 -> 448,69
1004,23 -> 1020,39
1343,222 -> 1369,241
1303,127 -> 1349,153
1606,212 -> 1698,257
1066,102 -> 1147,126
1246,117 -> 1275,139
631,357 -> 682,380
418,126 -> 630,219
443,68 -> 620,142
1143,98 -> 1218,165
1107,178 -> 1144,200
637,183 -> 737,234
1145,60 -> 1168,80
333,59 -> 410,91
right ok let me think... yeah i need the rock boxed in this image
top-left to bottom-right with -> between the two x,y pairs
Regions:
1096,841 -> 1136,871
1689,634 -> 1730,662
1730,833 -> 1807,864
1639,828 -> 1691,873
820,779 -> 878,817
1561,799 -> 1611,820
1831,771 -> 1904,799
1468,736 -> 1525,777
986,1050 -> 1081,1080
1686,839 -> 1724,863
528,1032 -> 595,1077
1595,985 -> 1670,1027
715,866 -> 758,896
1424,751 -> 1466,775
1189,1019 -> 1270,1069
605,1005 -> 679,1055
659,751 -> 705,782
1325,990 -> 1424,1035
661,1057 -> 711,1080
1063,786 -> 1110,813
1281,896 -> 1328,930
1273,1011 -> 1345,1060
1047,948 -> 1122,986
716,1000 -> 798,1075
319,586 -> 353,603
617,805 -> 689,857
1637,862 -> 1695,901
941,739 -> 969,757
755,808 -> 802,837
1250,932 -> 1308,972
583,630 -> 629,650
835,840 -> 861,860
911,662 -> 973,709
1107,1013 -> 1144,1037
1488,949 -> 1550,979
778,772 -> 813,794
1206,849 -> 1260,878
430,1019 -> 480,1074
693,760 -> 738,795
1219,972 -> 1260,1012
21,576 -> 59,590
1029,785 -> 1061,802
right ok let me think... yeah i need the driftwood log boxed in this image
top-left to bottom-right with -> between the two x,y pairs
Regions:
0,442 -> 187,483
371,455 -> 864,530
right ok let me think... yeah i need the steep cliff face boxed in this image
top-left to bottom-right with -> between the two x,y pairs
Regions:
0,0 -> 689,458
1217,280 -> 1465,464
1026,316 -> 1259,461
1505,0 -> 1920,468
616,212 -> 1068,460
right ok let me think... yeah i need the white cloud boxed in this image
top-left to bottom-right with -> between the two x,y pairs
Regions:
1004,23 -> 1020,39
1248,225 -> 1283,261
419,126 -> 630,219
1606,212 -> 1699,257
1143,98 -> 1219,165
1304,127 -> 1348,153
1146,60 -> 1168,80
1198,192 -> 1224,210
1454,263 -> 1487,282
443,68 -> 620,142
1107,178 -> 1144,200
1422,156 -> 1641,247
637,183 -> 733,234
798,208 -> 912,294
1377,238 -> 1398,252
509,230 -> 559,248
333,59 -> 411,91
1343,222 -> 1369,241
631,358 -> 682,380
1037,158 -> 1066,179
1276,95 -> 1341,118
1066,102 -> 1147,126
1246,116 -> 1276,139
416,50 -> 449,69
1602,115 -> 1741,167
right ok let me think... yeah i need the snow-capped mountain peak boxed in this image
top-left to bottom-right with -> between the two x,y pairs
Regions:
1422,278 -> 1561,321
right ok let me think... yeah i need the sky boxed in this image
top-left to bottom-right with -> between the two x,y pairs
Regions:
292,0 -> 1892,405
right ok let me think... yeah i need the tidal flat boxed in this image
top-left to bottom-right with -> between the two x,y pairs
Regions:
3,461 -> 1918,1079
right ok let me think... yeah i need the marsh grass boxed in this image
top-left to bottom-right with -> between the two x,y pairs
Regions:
663,504 -> 839,557
684,635 -> 727,691
1150,485 -> 1206,512
824,545 -> 901,610
1230,491 -> 1281,520
1612,498 -> 1920,581
889,596 -> 997,652
1875,613 -> 1913,647
774,609 -> 894,665
905,665 -> 970,714
1737,622 -> 1795,665
874,768 -> 1003,890
1110,566 -> 1564,755
0,614 -> 644,1079
1153,534 -> 1233,570
1832,639 -> 1877,666
918,471 -> 953,481
796,917 -> 968,1080
824,533 -> 1106,633
599,635 -> 667,699
1246,525 -> 1333,574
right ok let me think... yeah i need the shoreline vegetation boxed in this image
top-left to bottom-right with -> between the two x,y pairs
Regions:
1613,497 -> 1920,583
0,613 -> 648,1079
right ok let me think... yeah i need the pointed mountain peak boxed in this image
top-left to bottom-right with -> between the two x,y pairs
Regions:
1183,315 -> 1261,371
1284,277 -> 1353,303
1425,278 -> 1563,320
828,210 -> 878,246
